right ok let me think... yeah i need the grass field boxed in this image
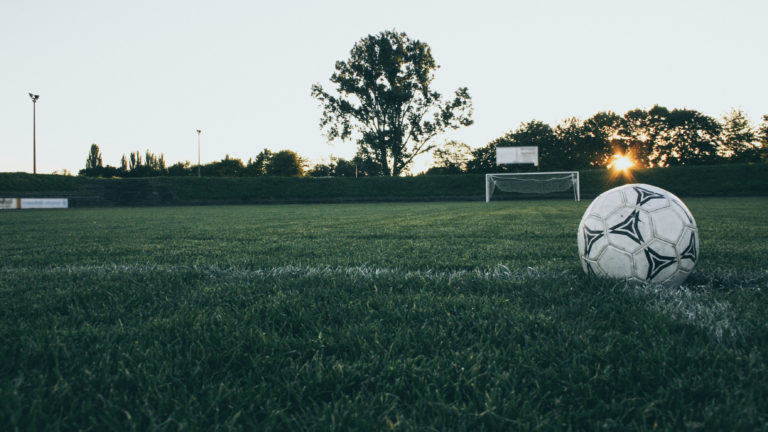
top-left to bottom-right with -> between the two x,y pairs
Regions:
1,198 -> 767,430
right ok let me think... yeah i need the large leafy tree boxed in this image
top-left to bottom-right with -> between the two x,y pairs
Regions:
267,150 -> 304,177
552,117 -> 610,170
720,108 -> 760,162
580,111 -> 623,167
311,30 -> 473,176
429,140 -> 472,174
621,105 -> 721,166
619,109 -> 654,167
658,108 -> 722,166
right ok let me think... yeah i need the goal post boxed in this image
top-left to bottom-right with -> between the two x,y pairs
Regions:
485,172 -> 580,202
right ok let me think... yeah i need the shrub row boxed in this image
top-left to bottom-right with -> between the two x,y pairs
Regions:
1,164 -> 766,207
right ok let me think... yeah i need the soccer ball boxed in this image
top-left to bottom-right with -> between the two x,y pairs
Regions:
577,184 -> 698,287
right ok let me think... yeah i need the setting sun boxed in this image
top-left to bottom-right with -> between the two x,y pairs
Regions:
609,154 -> 634,172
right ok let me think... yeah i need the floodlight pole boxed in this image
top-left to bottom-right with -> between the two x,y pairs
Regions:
196,129 -> 201,177
29,93 -> 40,174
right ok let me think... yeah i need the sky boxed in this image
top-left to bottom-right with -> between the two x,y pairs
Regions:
1,0 -> 766,175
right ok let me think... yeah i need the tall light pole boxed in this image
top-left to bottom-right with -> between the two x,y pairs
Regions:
196,129 -> 202,177
29,93 -> 40,174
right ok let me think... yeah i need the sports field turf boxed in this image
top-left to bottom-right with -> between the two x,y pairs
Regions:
1,198 -> 767,430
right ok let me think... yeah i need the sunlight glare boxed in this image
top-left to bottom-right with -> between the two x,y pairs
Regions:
609,154 -> 634,172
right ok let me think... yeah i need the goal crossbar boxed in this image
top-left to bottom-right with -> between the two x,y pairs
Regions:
485,171 -> 580,202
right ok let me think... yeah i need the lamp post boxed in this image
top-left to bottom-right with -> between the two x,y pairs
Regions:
196,129 -> 202,177
29,93 -> 40,174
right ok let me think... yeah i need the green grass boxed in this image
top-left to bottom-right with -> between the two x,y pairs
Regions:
1,199 -> 767,430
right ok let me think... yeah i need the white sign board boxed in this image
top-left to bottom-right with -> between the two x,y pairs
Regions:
0,198 -> 19,209
496,146 -> 539,166
19,198 -> 69,209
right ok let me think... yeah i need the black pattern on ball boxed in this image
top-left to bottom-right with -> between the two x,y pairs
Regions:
609,210 -> 644,245
681,232 -> 697,262
633,186 -> 666,206
644,247 -> 677,280
583,227 -> 604,255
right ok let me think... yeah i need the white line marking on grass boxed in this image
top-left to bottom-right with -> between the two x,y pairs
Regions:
621,283 -> 742,343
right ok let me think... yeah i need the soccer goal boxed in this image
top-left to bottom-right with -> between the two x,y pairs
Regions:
485,172 -> 580,202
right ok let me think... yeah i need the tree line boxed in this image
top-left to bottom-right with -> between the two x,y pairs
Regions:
434,107 -> 768,175
79,105 -> 768,178
80,30 -> 767,178
80,147 -> 308,178
79,144 -> 393,178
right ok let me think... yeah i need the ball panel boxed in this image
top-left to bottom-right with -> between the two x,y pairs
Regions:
632,249 -> 649,281
596,246 -> 634,280
669,195 -> 696,227
661,270 -> 690,288
650,207 -> 685,244
589,189 -> 626,218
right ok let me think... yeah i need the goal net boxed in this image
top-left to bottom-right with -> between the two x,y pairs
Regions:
485,172 -> 580,202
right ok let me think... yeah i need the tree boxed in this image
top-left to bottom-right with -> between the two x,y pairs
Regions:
246,149 -> 274,176
580,111 -> 623,167
333,158 -> 358,177
428,140 -> 472,174
85,144 -> 103,170
759,115 -> 768,144
552,118 -> 590,169
465,143 -> 497,173
658,109 -> 721,166
759,115 -> 768,162
80,144 -> 105,177
307,162 -> 333,177
311,30 -> 473,176
129,151 -> 141,171
619,109 -> 653,167
206,155 -> 245,177
267,150 -> 304,177
308,157 -> 359,177
720,108 -> 760,162
168,161 -> 192,176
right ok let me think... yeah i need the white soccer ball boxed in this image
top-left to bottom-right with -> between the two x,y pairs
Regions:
577,183 -> 698,287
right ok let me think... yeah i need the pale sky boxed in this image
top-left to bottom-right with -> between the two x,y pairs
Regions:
1,0 -> 766,175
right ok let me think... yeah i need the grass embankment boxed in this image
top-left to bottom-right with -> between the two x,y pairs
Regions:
1,199 -> 767,429
1,163 -> 766,206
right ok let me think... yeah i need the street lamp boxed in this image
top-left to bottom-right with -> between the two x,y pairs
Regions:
196,129 -> 202,177
29,93 -> 40,174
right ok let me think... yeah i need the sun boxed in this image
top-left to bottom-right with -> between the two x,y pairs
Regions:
609,154 -> 634,172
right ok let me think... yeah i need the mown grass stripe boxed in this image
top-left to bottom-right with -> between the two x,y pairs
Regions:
3,264 -> 761,343
0,263 -> 575,282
